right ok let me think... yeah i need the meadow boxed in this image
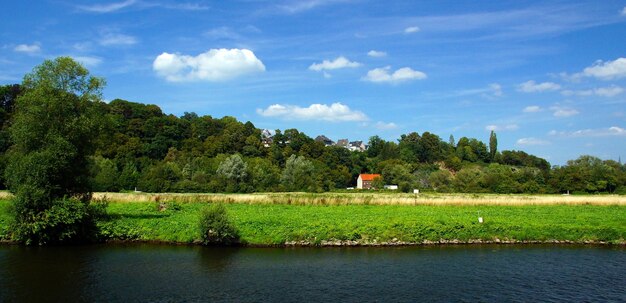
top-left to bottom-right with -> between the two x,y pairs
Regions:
1,192 -> 624,245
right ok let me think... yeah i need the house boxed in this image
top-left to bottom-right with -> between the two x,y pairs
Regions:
348,140 -> 367,152
261,129 -> 273,148
336,139 -> 349,148
357,173 -> 381,189
315,135 -> 335,146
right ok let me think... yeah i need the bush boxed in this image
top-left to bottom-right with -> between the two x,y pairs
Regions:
198,203 -> 239,245
10,197 -> 107,245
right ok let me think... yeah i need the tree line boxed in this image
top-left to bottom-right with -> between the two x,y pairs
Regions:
1,63 -> 625,196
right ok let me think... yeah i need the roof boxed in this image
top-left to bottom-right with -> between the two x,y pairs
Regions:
359,174 -> 381,181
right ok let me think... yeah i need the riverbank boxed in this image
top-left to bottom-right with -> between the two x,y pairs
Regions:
1,199 -> 624,246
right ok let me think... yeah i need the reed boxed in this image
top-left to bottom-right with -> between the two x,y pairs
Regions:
88,192 -> 626,206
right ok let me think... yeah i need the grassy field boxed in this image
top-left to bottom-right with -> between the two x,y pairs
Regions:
1,195 -> 624,245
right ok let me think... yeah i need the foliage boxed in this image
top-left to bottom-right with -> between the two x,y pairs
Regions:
281,155 -> 317,192
2,60 -> 625,197
3,199 -> 619,245
198,203 -> 239,245
4,57 -> 106,244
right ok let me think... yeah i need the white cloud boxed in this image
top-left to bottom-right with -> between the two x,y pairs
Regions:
561,85 -> 624,97
153,48 -> 266,82
485,124 -> 519,131
77,0 -> 136,13
367,50 -> 387,57
257,102 -> 368,122
72,56 -> 102,67
594,86 -> 624,97
582,57 -> 626,80
549,126 -> 626,137
621,7 -> 626,16
375,121 -> 398,130
14,43 -> 40,54
516,137 -> 550,146
309,56 -> 361,71
99,33 -> 137,46
404,26 -> 420,33
550,106 -> 579,117
517,80 -> 561,93
523,105 -> 542,113
362,66 -> 427,83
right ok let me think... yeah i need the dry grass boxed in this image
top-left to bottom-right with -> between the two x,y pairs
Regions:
1,190 -> 623,205
90,191 -> 626,206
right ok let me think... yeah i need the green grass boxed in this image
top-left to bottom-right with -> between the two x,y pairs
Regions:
0,200 -> 12,241
1,199 -> 624,245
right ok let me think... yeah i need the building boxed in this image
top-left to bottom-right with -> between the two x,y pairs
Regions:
315,135 -> 335,146
357,174 -> 381,189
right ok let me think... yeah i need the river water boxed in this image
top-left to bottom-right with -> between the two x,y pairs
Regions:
0,244 -> 624,302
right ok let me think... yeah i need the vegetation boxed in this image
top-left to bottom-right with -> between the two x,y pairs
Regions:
198,203 -> 239,245
2,57 -> 106,245
2,199 -> 621,245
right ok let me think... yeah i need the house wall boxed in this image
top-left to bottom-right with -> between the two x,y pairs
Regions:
357,176 -> 363,189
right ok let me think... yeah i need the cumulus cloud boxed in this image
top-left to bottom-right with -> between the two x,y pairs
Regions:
367,50 -> 387,57
375,121 -> 398,130
309,56 -> 361,71
485,124 -> 519,131
523,105 -> 542,113
256,102 -> 368,122
549,126 -> 626,137
14,43 -> 40,54
362,66 -> 427,83
517,80 -> 561,93
581,57 -> 626,80
551,106 -> 579,117
562,85 -> 624,97
404,26 -> 420,33
516,137 -> 550,146
99,33 -> 137,46
153,48 -> 265,82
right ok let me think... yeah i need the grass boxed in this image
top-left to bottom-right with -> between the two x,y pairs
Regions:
95,192 -> 626,206
2,190 -> 625,206
1,197 -> 624,245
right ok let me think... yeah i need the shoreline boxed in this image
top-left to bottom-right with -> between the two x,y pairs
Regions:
2,238 -> 624,247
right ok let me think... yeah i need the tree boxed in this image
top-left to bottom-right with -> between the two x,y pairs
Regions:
281,154 -> 317,191
216,154 -> 248,192
489,130 -> 498,161
4,57 -> 106,244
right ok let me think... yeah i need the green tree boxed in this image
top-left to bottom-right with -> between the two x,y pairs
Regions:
216,154 -> 249,192
4,57 -> 106,244
489,130 -> 498,161
281,154 -> 317,191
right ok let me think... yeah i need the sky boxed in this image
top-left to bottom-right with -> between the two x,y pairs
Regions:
1,0 -> 626,165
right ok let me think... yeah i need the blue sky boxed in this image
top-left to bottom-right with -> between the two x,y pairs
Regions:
2,0 -> 626,165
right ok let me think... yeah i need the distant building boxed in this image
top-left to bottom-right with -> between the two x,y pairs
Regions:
348,140 -> 367,152
357,173 -> 381,189
336,139 -> 349,148
384,185 -> 398,190
261,129 -> 273,148
315,135 -> 335,146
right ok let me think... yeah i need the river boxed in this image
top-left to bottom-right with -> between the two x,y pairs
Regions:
1,244 -> 624,302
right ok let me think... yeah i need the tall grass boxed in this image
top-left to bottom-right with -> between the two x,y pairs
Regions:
88,192 -> 626,206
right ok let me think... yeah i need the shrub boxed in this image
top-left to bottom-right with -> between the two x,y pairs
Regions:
198,203 -> 239,245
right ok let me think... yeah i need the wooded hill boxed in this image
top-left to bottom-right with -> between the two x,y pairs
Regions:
1,84 -> 624,194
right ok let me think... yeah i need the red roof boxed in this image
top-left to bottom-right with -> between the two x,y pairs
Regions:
359,174 -> 381,181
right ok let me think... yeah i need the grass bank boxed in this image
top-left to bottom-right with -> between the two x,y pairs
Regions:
1,199 -> 624,245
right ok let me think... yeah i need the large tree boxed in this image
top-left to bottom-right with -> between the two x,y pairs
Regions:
5,57 -> 106,244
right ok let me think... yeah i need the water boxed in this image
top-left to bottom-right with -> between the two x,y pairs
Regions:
0,244 -> 624,302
